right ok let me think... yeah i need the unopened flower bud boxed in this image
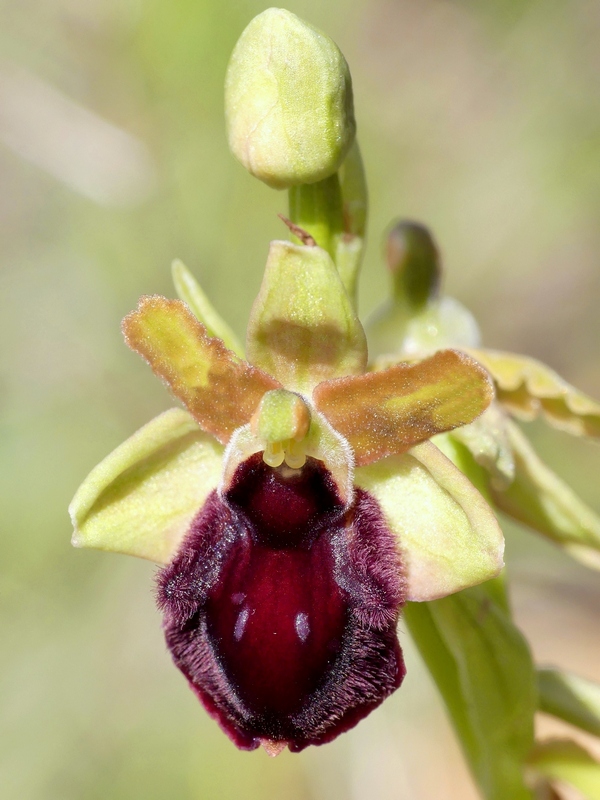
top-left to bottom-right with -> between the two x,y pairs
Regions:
225,8 -> 356,189
367,221 -> 481,359
386,221 -> 441,309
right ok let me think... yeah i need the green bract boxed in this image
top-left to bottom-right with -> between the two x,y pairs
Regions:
225,8 -> 355,189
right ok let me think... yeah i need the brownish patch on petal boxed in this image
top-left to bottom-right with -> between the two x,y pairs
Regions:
123,296 -> 280,444
313,349 -> 493,466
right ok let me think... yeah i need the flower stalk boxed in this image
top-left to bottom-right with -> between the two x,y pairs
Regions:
288,173 -> 344,261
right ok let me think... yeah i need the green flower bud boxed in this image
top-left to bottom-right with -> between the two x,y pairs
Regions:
386,220 -> 441,309
367,220 -> 481,360
225,8 -> 356,189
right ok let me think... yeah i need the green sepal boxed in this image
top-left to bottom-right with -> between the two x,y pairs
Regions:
528,740 -> 600,800
404,577 -> 536,800
171,259 -> 244,358
69,408 -> 223,563
246,240 -> 367,392
491,419 -> 600,570
538,668 -> 600,738
355,440 -> 504,601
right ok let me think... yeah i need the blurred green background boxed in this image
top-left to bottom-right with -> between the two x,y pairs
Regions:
1,0 -> 600,797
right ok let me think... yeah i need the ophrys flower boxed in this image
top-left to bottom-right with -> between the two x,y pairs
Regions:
70,235 -> 503,753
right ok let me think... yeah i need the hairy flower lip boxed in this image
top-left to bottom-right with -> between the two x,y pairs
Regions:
157,453 -> 406,752
225,455 -> 346,545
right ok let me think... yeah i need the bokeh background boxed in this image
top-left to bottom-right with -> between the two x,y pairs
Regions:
1,0 -> 600,797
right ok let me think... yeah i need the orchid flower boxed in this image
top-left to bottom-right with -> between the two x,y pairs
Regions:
69,231 -> 501,753
71,8 -> 600,790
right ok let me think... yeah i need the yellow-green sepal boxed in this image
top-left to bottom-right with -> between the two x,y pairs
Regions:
468,348 -> 600,437
490,419 -> 600,570
69,408 -> 223,563
355,440 -> 504,601
171,259 -> 244,358
246,240 -> 367,392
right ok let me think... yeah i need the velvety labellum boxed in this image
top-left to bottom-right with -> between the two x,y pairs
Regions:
158,454 -> 406,752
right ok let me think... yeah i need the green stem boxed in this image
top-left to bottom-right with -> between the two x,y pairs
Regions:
405,436 -> 536,800
338,140 -> 367,238
288,173 -> 344,260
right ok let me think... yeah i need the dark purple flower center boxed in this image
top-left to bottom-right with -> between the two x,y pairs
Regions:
158,454 -> 406,752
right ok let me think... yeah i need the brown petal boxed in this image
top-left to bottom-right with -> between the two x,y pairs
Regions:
123,296 -> 280,444
313,349 -> 494,466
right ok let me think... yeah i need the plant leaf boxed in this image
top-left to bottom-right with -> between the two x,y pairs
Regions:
538,669 -> 600,738
70,408 -> 223,563
468,348 -> 600,438
355,441 -> 503,600
529,740 -> 600,800
404,577 -> 536,800
314,349 -> 493,466
491,420 -> 600,570
122,295 -> 280,444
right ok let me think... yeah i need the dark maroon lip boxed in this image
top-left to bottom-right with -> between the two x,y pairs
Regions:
157,454 -> 406,752
226,454 -> 347,545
